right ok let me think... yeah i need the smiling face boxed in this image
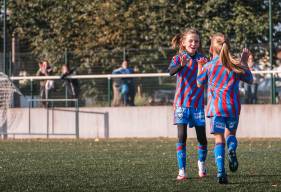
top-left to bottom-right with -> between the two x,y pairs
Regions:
182,33 -> 200,55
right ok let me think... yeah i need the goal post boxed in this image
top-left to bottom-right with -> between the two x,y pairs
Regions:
0,72 -> 22,138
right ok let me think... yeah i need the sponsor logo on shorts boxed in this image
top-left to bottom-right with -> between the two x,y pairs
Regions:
215,122 -> 225,129
176,107 -> 185,120
228,121 -> 236,129
194,112 -> 204,120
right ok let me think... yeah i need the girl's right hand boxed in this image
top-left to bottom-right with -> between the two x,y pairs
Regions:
197,57 -> 208,66
180,54 -> 191,67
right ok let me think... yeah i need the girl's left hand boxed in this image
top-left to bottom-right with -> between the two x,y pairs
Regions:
240,48 -> 250,67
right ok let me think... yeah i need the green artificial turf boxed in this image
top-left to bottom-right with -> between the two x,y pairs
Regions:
0,138 -> 280,192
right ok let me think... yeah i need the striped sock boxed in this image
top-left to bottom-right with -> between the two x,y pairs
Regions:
176,143 -> 186,171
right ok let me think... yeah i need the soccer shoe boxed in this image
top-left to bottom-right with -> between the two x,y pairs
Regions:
198,161 -> 207,177
176,168 -> 187,181
228,149 -> 239,172
217,173 -> 228,184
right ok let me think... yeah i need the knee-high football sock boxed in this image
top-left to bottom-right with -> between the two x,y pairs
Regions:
197,144 -> 207,162
214,143 -> 225,175
176,143 -> 186,171
226,135 -> 238,152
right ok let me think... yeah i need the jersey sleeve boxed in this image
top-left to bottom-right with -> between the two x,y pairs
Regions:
169,55 -> 181,68
239,68 -> 253,84
168,55 -> 182,76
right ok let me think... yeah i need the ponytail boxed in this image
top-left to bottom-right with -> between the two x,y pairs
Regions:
211,33 -> 246,74
220,42 -> 246,74
171,33 -> 182,51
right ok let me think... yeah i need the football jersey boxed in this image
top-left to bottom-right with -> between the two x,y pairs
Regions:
197,56 -> 253,117
169,51 -> 206,108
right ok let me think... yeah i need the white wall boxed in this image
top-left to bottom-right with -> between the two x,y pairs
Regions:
5,105 -> 281,139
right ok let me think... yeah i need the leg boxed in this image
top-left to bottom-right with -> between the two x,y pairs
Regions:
195,125 -> 207,146
176,124 -> 187,180
225,128 -> 239,172
178,124 -> 187,143
253,84 -> 258,104
211,116 -> 228,184
214,133 -> 228,184
40,85 -> 46,107
195,126 -> 208,177
112,83 -> 121,106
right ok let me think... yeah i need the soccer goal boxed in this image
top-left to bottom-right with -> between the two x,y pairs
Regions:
0,72 -> 22,138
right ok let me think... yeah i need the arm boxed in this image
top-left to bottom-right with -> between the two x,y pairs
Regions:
239,48 -> 253,84
197,65 -> 208,88
36,69 -> 41,76
197,57 -> 208,76
240,69 -> 253,84
168,65 -> 183,76
168,54 -> 191,76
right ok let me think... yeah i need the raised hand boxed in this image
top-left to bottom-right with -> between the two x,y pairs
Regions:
240,48 -> 250,67
197,57 -> 208,72
180,54 -> 191,67
197,57 -> 208,66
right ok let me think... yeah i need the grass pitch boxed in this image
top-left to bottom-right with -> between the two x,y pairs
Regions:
0,138 -> 280,192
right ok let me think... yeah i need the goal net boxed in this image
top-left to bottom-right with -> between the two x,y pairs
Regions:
0,72 -> 22,127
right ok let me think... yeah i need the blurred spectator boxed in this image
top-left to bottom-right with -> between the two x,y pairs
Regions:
36,60 -> 53,106
112,60 -> 135,106
60,64 -> 80,99
244,53 -> 262,104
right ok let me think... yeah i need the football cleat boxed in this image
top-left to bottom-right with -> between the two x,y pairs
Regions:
228,149 -> 239,172
198,161 -> 207,177
176,168 -> 187,181
176,175 -> 187,181
217,173 -> 228,184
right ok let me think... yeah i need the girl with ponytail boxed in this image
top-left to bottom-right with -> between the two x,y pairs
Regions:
197,33 -> 253,184
168,28 -> 208,181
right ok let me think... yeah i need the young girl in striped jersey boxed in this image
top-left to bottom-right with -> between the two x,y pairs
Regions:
197,33 -> 253,184
169,28 -> 209,180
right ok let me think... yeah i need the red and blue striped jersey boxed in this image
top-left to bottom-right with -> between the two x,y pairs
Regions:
169,51 -> 206,109
197,56 -> 253,117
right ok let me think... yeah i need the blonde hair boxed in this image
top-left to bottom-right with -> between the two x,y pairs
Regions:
171,28 -> 202,53
211,33 -> 246,74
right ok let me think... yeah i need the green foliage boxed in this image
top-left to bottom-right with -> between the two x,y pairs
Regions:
4,0 -> 281,97
7,1 -> 280,69
7,0 -> 281,70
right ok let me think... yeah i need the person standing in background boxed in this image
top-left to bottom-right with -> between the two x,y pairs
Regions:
244,53 -> 261,104
60,64 -> 79,99
36,60 -> 53,106
112,60 -> 135,106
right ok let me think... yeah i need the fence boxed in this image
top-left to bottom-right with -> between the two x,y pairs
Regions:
9,71 -> 281,107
